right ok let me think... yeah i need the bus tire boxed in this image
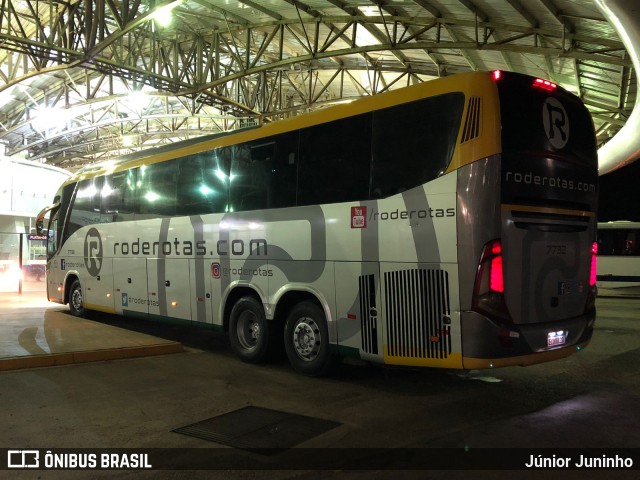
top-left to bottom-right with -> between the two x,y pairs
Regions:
68,279 -> 89,318
284,301 -> 339,376
228,296 -> 273,364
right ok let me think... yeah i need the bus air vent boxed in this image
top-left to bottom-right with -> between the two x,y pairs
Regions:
461,97 -> 481,143
359,274 -> 378,355
384,269 -> 451,359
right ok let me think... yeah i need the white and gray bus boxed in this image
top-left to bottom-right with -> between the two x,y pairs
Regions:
597,221 -> 640,294
37,70 -> 598,375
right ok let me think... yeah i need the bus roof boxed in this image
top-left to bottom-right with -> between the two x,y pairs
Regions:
62,70 -> 501,187
597,221 -> 640,229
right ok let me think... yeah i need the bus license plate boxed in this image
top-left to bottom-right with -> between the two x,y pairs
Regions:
547,331 -> 566,347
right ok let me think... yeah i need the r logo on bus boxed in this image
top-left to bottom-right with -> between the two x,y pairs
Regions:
542,97 -> 570,149
84,227 -> 103,277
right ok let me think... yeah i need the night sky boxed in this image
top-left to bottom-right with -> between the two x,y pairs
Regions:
598,160 -> 640,222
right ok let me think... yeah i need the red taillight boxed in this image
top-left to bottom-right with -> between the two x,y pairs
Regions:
590,242 -> 598,287
492,70 -> 502,81
472,240 -> 511,323
489,242 -> 504,293
585,241 -> 598,312
533,78 -> 557,91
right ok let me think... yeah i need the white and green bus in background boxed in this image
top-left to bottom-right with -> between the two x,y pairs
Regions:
37,70 -> 598,376
596,221 -> 640,295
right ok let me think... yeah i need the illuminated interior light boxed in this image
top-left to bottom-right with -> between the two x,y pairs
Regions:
171,301 -> 178,307
101,184 -> 114,198
492,70 -> 502,81
122,135 -> 137,147
199,185 -> 214,196
31,106 -> 73,131
144,191 -> 160,202
152,0 -> 184,26
126,91 -> 149,112
106,293 -> 112,298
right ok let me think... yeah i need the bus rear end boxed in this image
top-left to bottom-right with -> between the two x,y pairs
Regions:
460,71 -> 598,368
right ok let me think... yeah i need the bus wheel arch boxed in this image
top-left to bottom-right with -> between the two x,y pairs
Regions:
226,287 -> 281,364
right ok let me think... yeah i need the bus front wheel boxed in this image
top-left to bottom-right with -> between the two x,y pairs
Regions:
229,296 -> 273,364
68,279 -> 88,318
284,301 -> 338,376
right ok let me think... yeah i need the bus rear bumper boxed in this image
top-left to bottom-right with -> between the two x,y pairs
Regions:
460,309 -> 595,370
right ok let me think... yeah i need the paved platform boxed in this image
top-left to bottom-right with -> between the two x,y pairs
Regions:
0,289 -> 183,371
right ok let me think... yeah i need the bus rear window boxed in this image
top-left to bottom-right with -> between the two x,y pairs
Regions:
495,71 -> 597,167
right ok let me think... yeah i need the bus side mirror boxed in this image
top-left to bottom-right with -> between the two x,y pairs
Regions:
36,203 -> 58,236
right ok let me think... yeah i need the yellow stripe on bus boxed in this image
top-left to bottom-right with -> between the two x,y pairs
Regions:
383,346 -> 464,369
462,341 -> 590,370
84,304 -> 117,315
65,71 -> 503,185
502,204 -> 596,218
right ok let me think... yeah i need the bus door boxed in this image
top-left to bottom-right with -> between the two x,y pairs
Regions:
335,262 -> 382,363
113,257 -> 149,317
190,258 -> 216,325
84,257 -> 114,312
147,258 -> 192,321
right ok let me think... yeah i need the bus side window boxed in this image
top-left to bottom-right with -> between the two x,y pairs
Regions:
138,161 -> 178,218
625,230 -> 640,255
261,131 -> 298,209
598,229 -> 640,256
58,182 -> 76,245
47,210 -> 59,258
101,171 -> 136,222
298,114 -> 371,206
371,93 -> 464,198
230,144 -> 266,212
67,177 -> 102,237
176,154 -> 228,215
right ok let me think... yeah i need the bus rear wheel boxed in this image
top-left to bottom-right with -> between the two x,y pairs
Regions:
68,279 -> 89,318
284,301 -> 338,376
229,296 -> 274,364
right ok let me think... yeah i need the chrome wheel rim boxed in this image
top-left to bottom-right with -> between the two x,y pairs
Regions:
292,316 -> 321,361
71,287 -> 83,312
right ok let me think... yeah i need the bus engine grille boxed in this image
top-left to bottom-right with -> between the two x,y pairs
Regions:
359,274 -> 379,355
384,269 -> 452,359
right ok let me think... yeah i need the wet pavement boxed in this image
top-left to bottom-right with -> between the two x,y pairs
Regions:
0,289 -> 182,371
0,284 -> 638,479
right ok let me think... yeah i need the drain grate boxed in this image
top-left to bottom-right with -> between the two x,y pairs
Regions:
172,406 -> 341,453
